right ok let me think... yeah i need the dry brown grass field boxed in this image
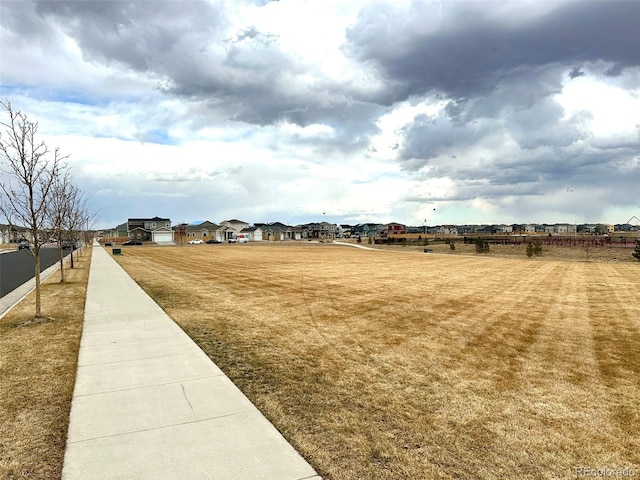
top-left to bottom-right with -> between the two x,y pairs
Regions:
114,243 -> 639,480
361,239 -> 639,263
0,249 -> 90,480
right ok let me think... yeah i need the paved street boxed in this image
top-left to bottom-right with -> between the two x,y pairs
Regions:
0,247 -> 61,297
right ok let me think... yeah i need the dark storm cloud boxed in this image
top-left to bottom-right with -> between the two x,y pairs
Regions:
398,93 -> 592,170
396,79 -> 638,204
345,1 -> 640,100
399,110 -> 493,168
26,2 -> 295,121
15,0 -> 378,134
341,0 -> 640,209
568,66 -> 585,79
407,136 -> 640,205
6,1 -> 640,128
35,0 -> 224,72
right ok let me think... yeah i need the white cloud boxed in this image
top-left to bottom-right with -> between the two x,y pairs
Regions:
556,77 -> 640,139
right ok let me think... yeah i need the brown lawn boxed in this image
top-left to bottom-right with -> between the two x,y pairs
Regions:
356,238 -> 639,263
114,243 -> 639,480
0,248 -> 90,480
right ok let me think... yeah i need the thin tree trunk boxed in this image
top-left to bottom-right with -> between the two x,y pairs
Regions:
59,244 -> 65,283
34,247 -> 42,318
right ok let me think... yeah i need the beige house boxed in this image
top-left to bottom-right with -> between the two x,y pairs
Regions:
240,226 -> 263,242
184,221 -> 220,240
0,223 -> 29,243
219,219 -> 250,241
1,224 -> 15,244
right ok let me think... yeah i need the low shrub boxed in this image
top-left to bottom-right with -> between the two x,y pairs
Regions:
475,239 -> 489,254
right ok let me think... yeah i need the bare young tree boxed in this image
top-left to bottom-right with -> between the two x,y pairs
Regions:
47,165 -> 97,281
63,181 -> 91,268
48,167 -> 73,282
0,100 -> 67,318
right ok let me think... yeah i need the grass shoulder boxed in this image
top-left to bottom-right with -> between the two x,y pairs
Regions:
0,248 -> 91,480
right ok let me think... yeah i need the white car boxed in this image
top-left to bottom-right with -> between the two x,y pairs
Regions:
188,239 -> 204,244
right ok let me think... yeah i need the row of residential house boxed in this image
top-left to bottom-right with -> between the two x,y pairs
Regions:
99,218 -> 342,243
96,217 -> 640,245
421,223 -> 616,235
0,223 -> 70,244
0,224 -> 25,244
174,219 -> 312,242
347,222 -> 639,236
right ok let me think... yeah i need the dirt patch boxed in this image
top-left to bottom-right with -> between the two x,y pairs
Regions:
12,316 -> 56,328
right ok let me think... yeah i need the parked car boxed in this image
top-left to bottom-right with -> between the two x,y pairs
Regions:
122,240 -> 143,246
104,242 -> 113,246
205,239 -> 221,244
188,239 -> 204,244
18,240 -> 30,250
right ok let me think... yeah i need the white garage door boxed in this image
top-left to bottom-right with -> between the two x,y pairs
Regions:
153,232 -> 173,243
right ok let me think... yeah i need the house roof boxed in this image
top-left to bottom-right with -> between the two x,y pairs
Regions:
0,223 -> 21,231
259,222 -> 290,232
128,217 -> 171,223
185,221 -> 219,231
221,219 -> 248,224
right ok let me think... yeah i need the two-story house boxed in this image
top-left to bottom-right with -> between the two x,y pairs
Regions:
302,222 -> 338,239
219,219 -> 250,241
383,222 -> 407,237
127,217 -> 174,243
351,223 -> 383,238
436,225 -> 459,235
0,223 -> 20,244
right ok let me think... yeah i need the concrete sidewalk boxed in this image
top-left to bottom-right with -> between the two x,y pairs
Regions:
62,245 -> 320,480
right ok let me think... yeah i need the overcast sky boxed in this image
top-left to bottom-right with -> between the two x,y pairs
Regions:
1,0 -> 639,229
